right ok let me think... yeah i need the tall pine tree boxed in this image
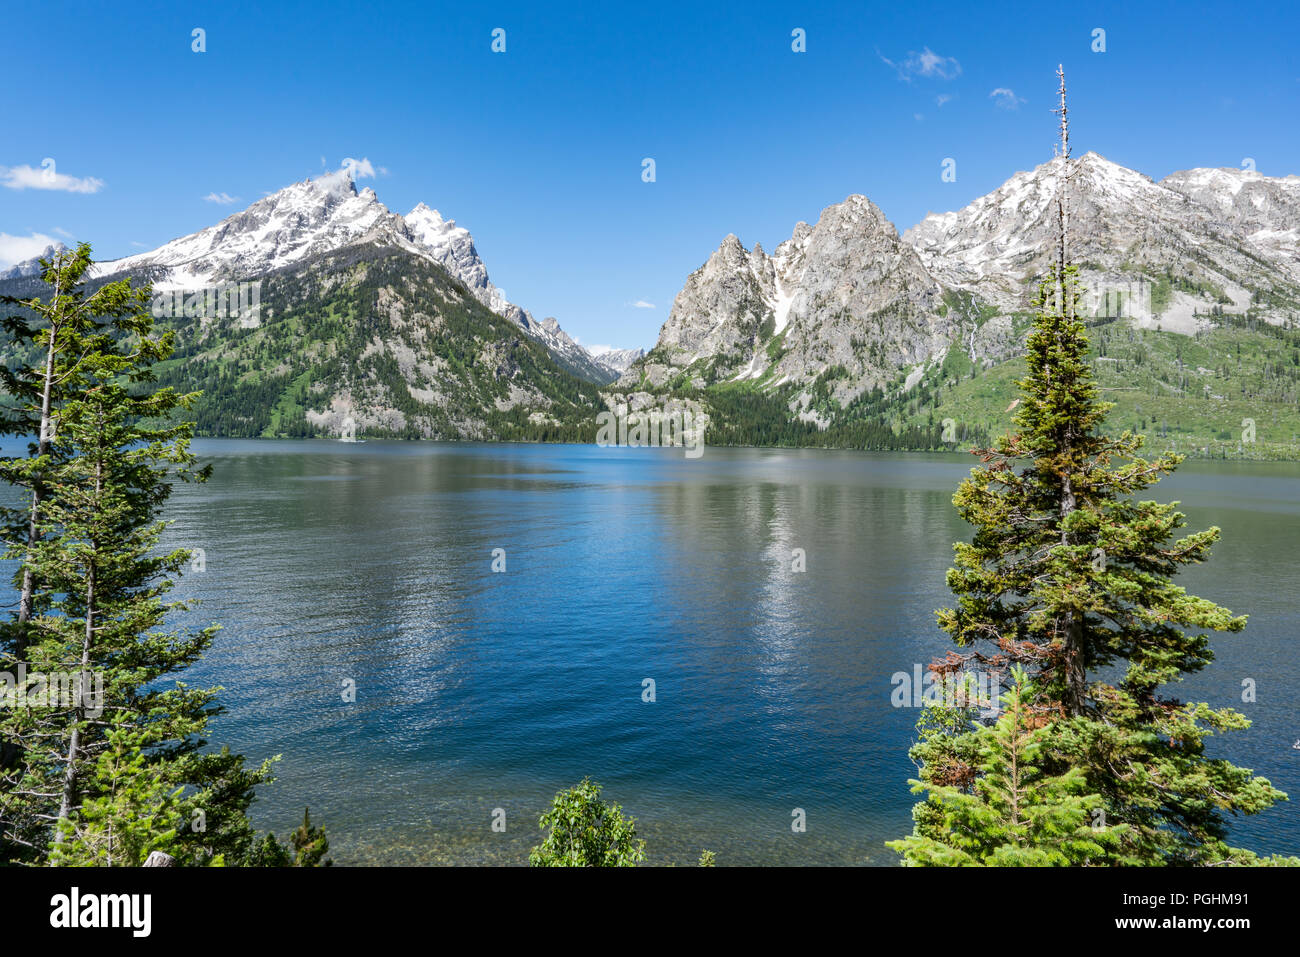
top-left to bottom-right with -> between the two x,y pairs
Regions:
0,246 -> 320,865
892,68 -> 1294,866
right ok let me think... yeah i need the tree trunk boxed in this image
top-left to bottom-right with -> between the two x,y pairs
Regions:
17,269 -> 63,646
1059,474 -> 1087,716
53,449 -> 100,850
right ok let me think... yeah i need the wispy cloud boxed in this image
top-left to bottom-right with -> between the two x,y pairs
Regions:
53,226 -> 75,239
203,191 -> 240,205
879,46 -> 961,82
1,163 -> 104,193
989,87 -> 1026,110
312,157 -> 382,193
627,300 -> 656,309
341,157 -> 377,180
0,231 -> 61,268
936,93 -> 953,107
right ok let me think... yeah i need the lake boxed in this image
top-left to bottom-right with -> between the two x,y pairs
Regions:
57,440 -> 1300,863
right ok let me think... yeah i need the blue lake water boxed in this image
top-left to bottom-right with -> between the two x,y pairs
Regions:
22,439 -> 1300,864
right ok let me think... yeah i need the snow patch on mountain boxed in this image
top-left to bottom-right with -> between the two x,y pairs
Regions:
89,170 -> 614,380
587,346 -> 646,375
904,151 -> 1300,322
1160,165 -> 1300,278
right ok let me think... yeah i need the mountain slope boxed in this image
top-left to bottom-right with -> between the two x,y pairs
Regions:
401,202 -> 620,383
904,153 -> 1300,331
890,313 -> 1300,460
87,171 -> 621,383
146,244 -> 604,440
1159,165 -> 1300,279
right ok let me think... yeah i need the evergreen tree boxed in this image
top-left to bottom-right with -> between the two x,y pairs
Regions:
288,807 -> 331,866
892,68 -> 1294,866
889,671 -> 1130,866
0,245 -> 303,865
0,244 -> 108,644
48,722 -> 185,866
243,807 -> 332,867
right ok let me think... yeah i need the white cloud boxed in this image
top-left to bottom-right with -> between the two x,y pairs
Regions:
990,88 -> 1025,110
936,93 -> 953,107
53,226 -> 75,239
880,46 -> 961,82
341,157 -> 377,180
1,163 -> 104,193
130,241 -> 148,248
203,191 -> 240,204
314,158 -> 381,194
911,48 -> 961,78
0,232 -> 61,268
310,157 -> 379,193
630,299 -> 656,309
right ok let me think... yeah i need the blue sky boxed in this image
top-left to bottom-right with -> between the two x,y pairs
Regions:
2,0 -> 1297,351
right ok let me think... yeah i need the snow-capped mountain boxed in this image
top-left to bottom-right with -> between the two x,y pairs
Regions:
94,171 -> 405,288
91,171 -> 619,382
395,201 -> 617,381
627,152 -> 1300,419
1160,165 -> 1300,279
0,241 -> 69,280
403,203 -> 495,304
904,152 -> 1300,330
587,346 -> 645,374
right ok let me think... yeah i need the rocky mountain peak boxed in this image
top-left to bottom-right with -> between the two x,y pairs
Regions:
77,171 -> 621,382
819,194 -> 894,235
712,233 -> 750,265
626,190 -> 948,402
629,150 -> 1300,418
0,241 -> 70,280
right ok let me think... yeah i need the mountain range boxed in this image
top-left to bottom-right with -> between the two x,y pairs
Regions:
2,154 -> 1297,455
621,153 -> 1299,415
